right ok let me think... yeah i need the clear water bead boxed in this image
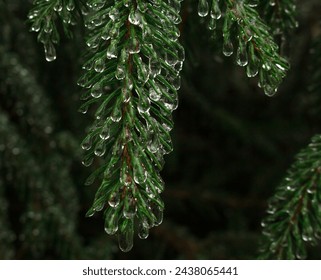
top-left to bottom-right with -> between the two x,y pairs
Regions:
104,210 -> 119,235
44,42 -> 56,62
198,0 -> 209,17
128,9 -> 142,26
118,219 -> 134,252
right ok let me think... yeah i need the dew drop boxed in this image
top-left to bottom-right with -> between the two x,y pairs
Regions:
94,141 -> 106,157
198,0 -> 209,17
223,39 -> 233,57
82,156 -> 93,167
94,58 -> 105,73
118,219 -> 134,252
81,135 -> 92,150
104,209 -> 119,235
149,87 -> 161,101
91,83 -> 102,98
210,0 -> 221,19
236,41 -> 248,67
123,197 -> 137,219
100,124 -> 111,140
108,191 -> 121,208
138,222 -> 149,239
110,104 -> 122,122
128,8 -> 142,26
106,41 -> 118,59
137,93 -> 151,114
133,161 -> 147,184
44,42 -> 56,62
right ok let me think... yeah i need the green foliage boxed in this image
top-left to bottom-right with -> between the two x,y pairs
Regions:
197,0 -> 290,96
259,134 -> 321,259
25,0 -> 295,253
259,33 -> 321,260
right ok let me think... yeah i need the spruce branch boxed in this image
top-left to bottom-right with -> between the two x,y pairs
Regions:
28,0 -> 84,61
78,0 -> 184,252
259,135 -> 321,259
259,0 -> 298,37
197,0 -> 290,96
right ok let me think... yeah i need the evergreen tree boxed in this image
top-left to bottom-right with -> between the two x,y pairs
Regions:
1,0 -> 321,259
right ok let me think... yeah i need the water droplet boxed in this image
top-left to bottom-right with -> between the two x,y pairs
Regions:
128,8 -> 142,26
44,42 -> 56,62
153,206 -> 163,226
269,0 -> 276,6
133,161 -> 147,184
82,156 -> 93,167
94,58 -> 105,73
106,41 -> 118,59
128,37 -> 140,54
223,39 -> 233,57
104,209 -> 119,235
123,196 -> 137,219
149,87 -> 161,101
210,0 -> 221,19
118,219 -> 134,252
94,141 -> 106,157
100,123 -> 111,140
138,222 -> 149,239
198,0 -> 209,17
91,83 -> 102,98
110,104 -> 122,122
208,18 -> 216,30
236,41 -> 248,67
137,92 -> 151,114
165,50 -> 178,66
116,64 -> 126,80
149,59 -> 161,78
30,21 -> 41,32
108,191 -> 121,208
85,208 -> 95,217
264,84 -> 278,97
81,135 -> 92,150
44,19 -> 52,33
109,7 -> 119,21
66,0 -> 75,11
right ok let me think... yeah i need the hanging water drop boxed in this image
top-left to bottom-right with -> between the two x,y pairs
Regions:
94,141 -> 106,157
149,87 -> 161,101
118,219 -> 134,252
110,103 -> 122,122
138,222 -> 149,239
107,41 -> 118,59
116,64 -> 126,80
81,135 -> 92,150
198,0 -> 209,17
210,0 -> 221,19
128,8 -> 142,26
133,159 -> 147,184
123,196 -> 137,219
44,42 -> 56,62
94,58 -> 105,73
236,41 -> 248,67
104,209 -> 119,235
91,83 -> 102,98
223,38 -> 233,56
100,124 -> 111,140
108,191 -> 121,208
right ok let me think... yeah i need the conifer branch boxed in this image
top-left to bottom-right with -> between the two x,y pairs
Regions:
28,0 -> 84,61
259,134 -> 321,259
197,0 -> 290,96
78,0 -> 184,252
260,0 -> 298,37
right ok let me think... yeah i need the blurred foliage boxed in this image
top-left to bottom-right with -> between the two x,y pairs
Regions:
1,0 -> 321,259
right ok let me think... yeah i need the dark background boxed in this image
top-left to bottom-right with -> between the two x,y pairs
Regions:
0,0 -> 321,259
